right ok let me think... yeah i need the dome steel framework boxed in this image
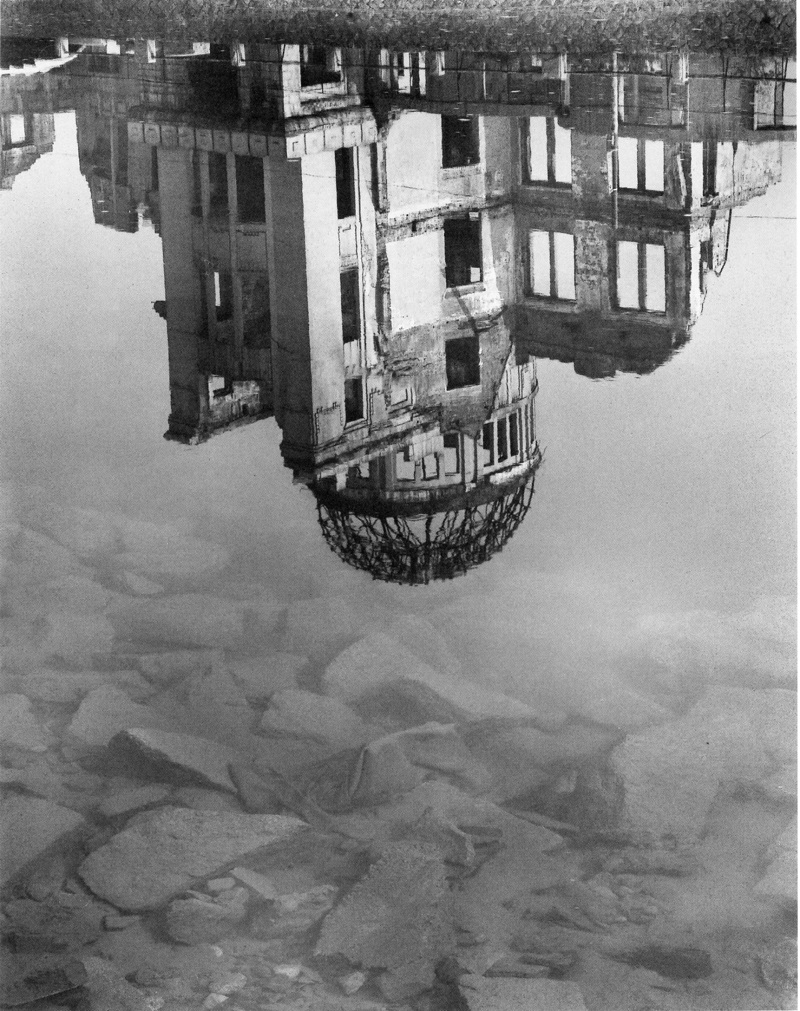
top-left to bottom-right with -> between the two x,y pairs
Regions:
316,468 -> 539,585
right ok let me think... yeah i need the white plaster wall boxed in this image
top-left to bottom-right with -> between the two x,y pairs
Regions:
387,231 -> 444,330
386,111 -> 442,215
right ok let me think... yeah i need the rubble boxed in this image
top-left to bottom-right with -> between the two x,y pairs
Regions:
228,654 -> 309,701
0,693 -> 49,751
259,689 -> 369,749
109,727 -> 244,792
460,975 -> 588,1010
165,888 -> 249,944
77,807 -> 306,910
107,594 -> 245,650
0,795 -> 85,886
66,687 -> 165,747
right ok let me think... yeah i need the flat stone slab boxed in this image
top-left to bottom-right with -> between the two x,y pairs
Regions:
66,687 -> 164,747
110,727 -> 245,792
78,806 -> 305,911
0,693 -> 49,751
461,977 -> 588,1011
1,795 -> 85,886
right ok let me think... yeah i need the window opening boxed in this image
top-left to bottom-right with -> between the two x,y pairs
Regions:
527,117 -> 572,184
618,137 -> 665,193
616,241 -> 666,312
444,217 -> 482,287
482,422 -> 495,466
208,151 -> 228,213
344,377 -> 364,422
301,46 -> 340,87
340,269 -> 360,344
509,412 -> 519,457
214,271 -> 233,321
528,230 -> 576,300
235,156 -> 266,223
445,335 -> 480,389
9,115 -> 27,145
443,433 -> 460,475
442,116 -> 479,168
335,146 -> 356,219
497,416 -> 508,462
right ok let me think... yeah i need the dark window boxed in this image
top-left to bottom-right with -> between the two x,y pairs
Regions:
208,151 -> 228,213
509,412 -> 519,456
445,335 -> 480,390
344,377 -> 364,422
497,416 -> 508,461
192,150 -> 203,216
335,146 -> 356,219
115,120 -> 128,186
301,46 -> 340,87
442,116 -> 479,168
241,273 -> 270,346
443,433 -> 460,475
482,422 -> 494,465
340,269 -> 360,344
151,144 -> 159,192
444,217 -> 482,288
235,155 -> 265,223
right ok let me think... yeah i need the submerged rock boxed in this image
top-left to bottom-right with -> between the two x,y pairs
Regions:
755,816 -> 797,905
109,728 -> 244,792
229,654 -> 309,701
614,945 -> 713,979
22,669 -> 155,704
107,594 -> 244,650
66,687 -> 164,747
1,795 -> 85,886
165,888 -> 249,944
0,693 -> 49,751
316,841 -> 453,998
460,976 -> 588,1010
259,689 -> 368,749
77,807 -> 305,911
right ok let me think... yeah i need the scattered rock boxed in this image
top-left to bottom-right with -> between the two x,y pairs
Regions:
614,945 -> 713,979
460,976 -> 588,1010
1,795 -> 85,886
110,728 -> 244,792
77,807 -> 305,911
272,884 -> 339,932
758,936 -> 797,1007
259,690 -> 368,749
99,784 -> 171,819
280,597 -> 360,659
0,693 -> 49,751
22,669 -> 155,704
230,867 -> 277,900
316,841 -> 453,997
107,594 -> 244,650
350,735 -> 425,805
601,848 -> 699,876
136,651 -> 221,686
81,954 -> 165,1010
325,632 -> 542,722
485,956 -> 549,978
120,571 -> 164,596
41,612 -> 115,663
0,954 -> 88,1007
66,688 -> 164,747
165,888 -> 249,945
228,654 -> 309,701
339,970 -> 366,994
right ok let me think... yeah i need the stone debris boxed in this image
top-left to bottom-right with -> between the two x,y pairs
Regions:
99,784 -> 172,818
460,976 -> 588,1010
0,954 -> 88,1007
613,944 -> 713,979
754,815 -> 797,904
103,914 -> 142,931
0,795 -> 85,886
107,594 -> 245,650
120,571 -> 165,596
316,841 -> 453,996
259,689 -> 368,749
228,654 -> 309,701
272,884 -> 339,931
81,954 -> 165,1010
338,970 -> 367,995
230,866 -> 278,899
41,611 -> 116,664
110,727 -> 244,792
0,693 -> 49,751
136,650 -> 222,686
66,687 -> 164,747
22,669 -> 156,704
78,807 -> 305,911
173,787 -> 244,812
165,888 -> 249,944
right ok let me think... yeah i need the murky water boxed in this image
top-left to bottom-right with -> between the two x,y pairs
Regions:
0,37 -> 796,1011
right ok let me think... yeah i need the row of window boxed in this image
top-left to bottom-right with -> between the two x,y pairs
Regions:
528,230 -> 667,312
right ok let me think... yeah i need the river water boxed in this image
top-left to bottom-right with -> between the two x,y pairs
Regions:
0,40 -> 796,1011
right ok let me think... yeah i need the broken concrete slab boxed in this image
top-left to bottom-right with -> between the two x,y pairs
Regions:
107,594 -> 245,650
460,976 -> 588,1011
66,687 -> 164,747
324,632 -> 542,722
228,654 -> 309,701
1,795 -> 86,886
78,807 -> 306,911
259,690 -> 368,749
316,841 -> 453,994
0,693 -> 49,751
109,728 -> 245,793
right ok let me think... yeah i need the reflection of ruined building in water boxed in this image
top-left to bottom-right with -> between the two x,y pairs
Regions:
0,107 -> 54,188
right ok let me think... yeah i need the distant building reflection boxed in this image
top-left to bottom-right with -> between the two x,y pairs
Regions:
1,39 -> 792,577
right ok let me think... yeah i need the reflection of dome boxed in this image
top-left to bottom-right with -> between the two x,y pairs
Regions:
315,457 -> 542,585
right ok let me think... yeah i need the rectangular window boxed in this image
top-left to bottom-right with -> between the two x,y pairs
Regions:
422,454 -> 439,480
616,241 -> 666,313
396,449 -> 415,480
509,413 -> 519,457
527,117 -> 572,185
443,433 -> 460,475
618,138 -> 664,193
442,116 -> 479,168
340,269 -> 360,344
445,335 -> 480,389
344,377 -> 364,422
335,146 -> 356,219
482,422 -> 495,466
528,230 -> 576,301
235,155 -> 266,223
208,151 -> 228,213
9,114 -> 26,146
300,46 -> 340,87
497,416 -> 508,462
444,217 -> 482,288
